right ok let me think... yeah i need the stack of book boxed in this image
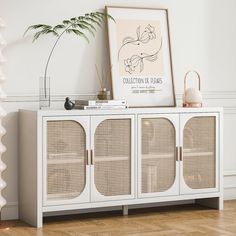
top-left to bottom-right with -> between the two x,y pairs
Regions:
75,99 -> 127,110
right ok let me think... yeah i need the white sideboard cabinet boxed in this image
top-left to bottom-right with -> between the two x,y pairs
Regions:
19,108 -> 223,227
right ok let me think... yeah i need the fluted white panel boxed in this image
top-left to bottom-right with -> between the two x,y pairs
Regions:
0,160 -> 6,172
0,17 -> 7,212
0,196 -> 6,209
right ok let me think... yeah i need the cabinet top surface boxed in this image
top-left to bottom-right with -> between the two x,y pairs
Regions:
20,107 -> 223,116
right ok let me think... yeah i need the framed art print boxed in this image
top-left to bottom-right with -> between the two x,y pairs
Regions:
106,6 -> 176,107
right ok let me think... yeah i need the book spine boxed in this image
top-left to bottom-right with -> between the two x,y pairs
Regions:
76,100 -> 127,106
75,105 -> 127,110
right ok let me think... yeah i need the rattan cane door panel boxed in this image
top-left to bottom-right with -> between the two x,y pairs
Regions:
94,119 -> 131,197
46,120 -> 86,201
183,117 -> 216,190
141,118 -> 176,194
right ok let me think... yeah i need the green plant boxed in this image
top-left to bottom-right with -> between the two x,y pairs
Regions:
24,11 -> 114,98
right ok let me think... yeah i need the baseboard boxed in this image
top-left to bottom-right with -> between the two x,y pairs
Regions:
224,170 -> 236,177
224,187 -> 236,200
0,202 -> 18,220
224,170 -> 236,200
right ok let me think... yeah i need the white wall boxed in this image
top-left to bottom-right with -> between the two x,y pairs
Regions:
1,0 -> 236,220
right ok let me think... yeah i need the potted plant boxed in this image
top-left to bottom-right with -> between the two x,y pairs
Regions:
24,11 -> 114,108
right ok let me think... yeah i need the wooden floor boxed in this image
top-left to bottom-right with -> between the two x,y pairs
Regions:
1,201 -> 236,236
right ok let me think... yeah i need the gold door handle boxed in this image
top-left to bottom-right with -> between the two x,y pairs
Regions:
91,149 -> 94,165
175,146 -> 179,161
86,150 -> 90,165
180,146 -> 183,161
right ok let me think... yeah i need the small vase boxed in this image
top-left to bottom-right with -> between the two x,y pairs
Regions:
39,76 -> 50,109
97,88 -> 111,100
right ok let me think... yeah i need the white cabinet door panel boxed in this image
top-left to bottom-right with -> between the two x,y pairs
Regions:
90,115 -> 135,202
43,116 -> 90,206
180,113 -> 219,195
138,114 -> 180,199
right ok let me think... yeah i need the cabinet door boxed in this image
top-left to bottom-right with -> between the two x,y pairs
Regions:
43,117 -> 90,206
180,113 -> 219,194
138,114 -> 179,198
90,115 -> 135,202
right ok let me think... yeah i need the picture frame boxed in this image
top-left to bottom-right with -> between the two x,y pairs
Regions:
106,6 -> 176,107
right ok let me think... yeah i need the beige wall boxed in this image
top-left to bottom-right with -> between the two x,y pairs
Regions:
1,0 -> 236,219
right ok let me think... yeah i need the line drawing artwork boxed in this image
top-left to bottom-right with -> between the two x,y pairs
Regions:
118,24 -> 157,60
124,38 -> 162,74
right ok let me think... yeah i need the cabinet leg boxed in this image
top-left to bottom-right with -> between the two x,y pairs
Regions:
122,205 -> 128,216
196,197 -> 223,210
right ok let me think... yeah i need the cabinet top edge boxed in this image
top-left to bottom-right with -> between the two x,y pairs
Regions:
19,107 -> 223,116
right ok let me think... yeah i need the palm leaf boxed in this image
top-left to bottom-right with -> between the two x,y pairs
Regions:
74,23 -> 95,36
32,28 -> 58,42
96,12 -> 115,22
84,16 -> 101,27
63,20 -> 71,25
77,16 -> 84,21
66,29 -> 89,43
32,31 -> 43,42
70,17 -> 77,22
79,20 -> 97,32
49,30 -> 59,37
23,24 -> 51,36
53,24 -> 65,31
24,11 -> 114,41
90,13 -> 103,23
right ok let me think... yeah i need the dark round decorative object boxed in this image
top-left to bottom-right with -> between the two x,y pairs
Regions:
64,97 -> 75,110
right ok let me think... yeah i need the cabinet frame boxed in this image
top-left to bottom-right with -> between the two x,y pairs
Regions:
19,108 -> 223,228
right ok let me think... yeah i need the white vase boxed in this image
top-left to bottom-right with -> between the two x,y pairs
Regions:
39,76 -> 50,109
